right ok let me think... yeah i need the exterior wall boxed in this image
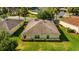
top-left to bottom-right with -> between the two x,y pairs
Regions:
22,34 -> 60,40
9,21 -> 24,34
60,21 -> 79,33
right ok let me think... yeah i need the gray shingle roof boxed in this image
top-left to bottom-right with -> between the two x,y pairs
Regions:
5,19 -> 23,30
0,19 -> 23,31
22,20 -> 60,36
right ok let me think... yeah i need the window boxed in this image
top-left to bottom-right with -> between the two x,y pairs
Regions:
24,35 -> 26,39
35,35 -> 40,39
47,35 -> 50,39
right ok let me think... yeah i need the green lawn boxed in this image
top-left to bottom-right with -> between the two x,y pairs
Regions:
16,25 -> 79,51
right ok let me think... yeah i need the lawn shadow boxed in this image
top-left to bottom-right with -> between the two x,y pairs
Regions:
57,26 -> 69,41
22,39 -> 61,42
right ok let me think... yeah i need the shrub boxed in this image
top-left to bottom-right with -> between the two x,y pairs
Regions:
59,16 -> 63,18
37,8 -> 54,20
0,31 -> 18,51
67,28 -> 75,33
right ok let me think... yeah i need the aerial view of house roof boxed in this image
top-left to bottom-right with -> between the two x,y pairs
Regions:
5,19 -> 23,30
0,17 -> 24,34
62,16 -> 79,26
1,7 -> 79,51
22,20 -> 60,35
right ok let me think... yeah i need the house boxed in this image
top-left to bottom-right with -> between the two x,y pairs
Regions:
58,8 -> 69,18
60,16 -> 79,33
0,17 -> 24,34
21,20 -> 60,41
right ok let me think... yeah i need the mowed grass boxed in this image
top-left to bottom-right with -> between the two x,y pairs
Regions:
16,25 -> 79,51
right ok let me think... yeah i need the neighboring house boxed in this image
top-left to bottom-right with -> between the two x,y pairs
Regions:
58,8 -> 66,17
0,17 -> 24,34
60,16 -> 79,33
22,20 -> 60,41
58,8 -> 69,18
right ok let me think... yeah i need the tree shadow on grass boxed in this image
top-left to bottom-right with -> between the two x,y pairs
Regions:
57,26 -> 69,41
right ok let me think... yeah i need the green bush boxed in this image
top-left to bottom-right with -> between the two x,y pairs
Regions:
37,8 -> 54,20
0,31 -> 18,51
67,28 -> 75,33
59,16 -> 63,18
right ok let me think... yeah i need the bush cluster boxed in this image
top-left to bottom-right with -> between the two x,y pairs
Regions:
67,28 -> 75,33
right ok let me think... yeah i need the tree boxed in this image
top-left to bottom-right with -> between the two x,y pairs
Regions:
6,7 -> 20,16
16,7 -> 29,21
0,7 -> 8,18
37,7 -> 60,20
0,7 -> 17,18
67,7 -> 79,16
67,7 -> 74,16
37,8 -> 54,20
53,8 -> 60,20
1,8 -> 8,15
73,8 -> 79,16
0,31 -> 18,51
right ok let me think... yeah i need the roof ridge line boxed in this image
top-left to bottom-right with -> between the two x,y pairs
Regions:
23,20 -> 42,33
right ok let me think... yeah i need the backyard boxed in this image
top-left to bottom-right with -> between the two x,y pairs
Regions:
15,25 -> 79,51
1,7 -> 79,51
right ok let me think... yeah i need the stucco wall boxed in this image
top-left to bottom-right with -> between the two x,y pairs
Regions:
60,21 -> 79,33
22,34 -> 60,40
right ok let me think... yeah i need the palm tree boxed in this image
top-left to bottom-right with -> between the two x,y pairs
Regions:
67,7 -> 79,16
16,7 -> 29,21
73,8 -> 79,16
34,7 -> 59,20
37,7 -> 55,20
67,7 -> 74,17
7,7 -> 18,16
0,7 -> 8,18
0,31 -> 18,51
53,7 -> 60,20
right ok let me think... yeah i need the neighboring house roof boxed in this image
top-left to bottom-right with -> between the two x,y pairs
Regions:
5,19 -> 23,30
22,20 -> 60,36
0,18 -> 24,31
62,16 -> 79,27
